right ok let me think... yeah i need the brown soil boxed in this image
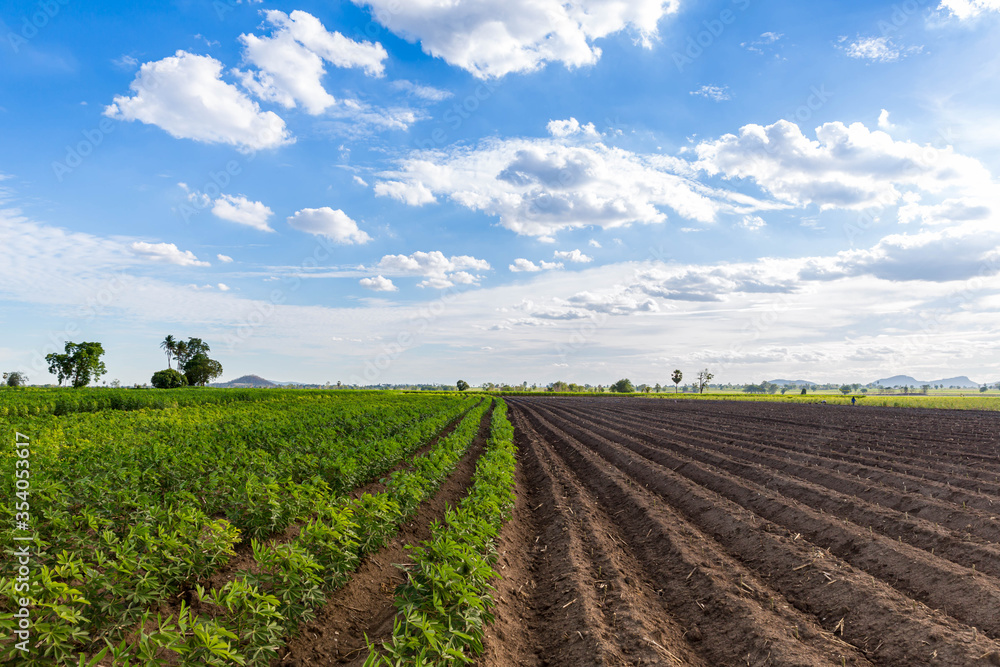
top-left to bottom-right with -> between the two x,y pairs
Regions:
274,404 -> 494,666
483,397 -> 1000,667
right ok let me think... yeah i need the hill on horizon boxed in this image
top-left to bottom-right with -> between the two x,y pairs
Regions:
211,374 -> 278,388
873,375 -> 981,388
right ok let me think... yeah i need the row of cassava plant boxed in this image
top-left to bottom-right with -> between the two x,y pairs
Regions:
366,398 -> 516,665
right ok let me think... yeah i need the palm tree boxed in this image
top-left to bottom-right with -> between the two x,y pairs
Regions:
160,335 -> 177,369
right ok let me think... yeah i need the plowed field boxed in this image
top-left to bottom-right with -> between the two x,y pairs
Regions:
482,397 -> 1000,667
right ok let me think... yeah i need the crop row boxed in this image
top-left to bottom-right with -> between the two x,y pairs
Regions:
368,399 -> 517,665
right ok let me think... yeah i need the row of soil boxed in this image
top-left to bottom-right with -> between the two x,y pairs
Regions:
611,400 -> 1000,490
555,401 -> 1000,580
545,401 -> 1000,643
507,398 -> 1000,666
601,400 -> 1000,529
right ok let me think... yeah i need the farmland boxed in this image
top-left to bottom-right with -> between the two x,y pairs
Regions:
485,397 -> 1000,666
0,389 -> 515,665
6,390 -> 1000,666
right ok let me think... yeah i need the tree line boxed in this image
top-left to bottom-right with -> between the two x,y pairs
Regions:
7,336 -> 225,389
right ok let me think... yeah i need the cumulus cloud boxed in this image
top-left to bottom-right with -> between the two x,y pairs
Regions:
800,223 -> 1000,282
898,197 -> 992,225
554,249 -> 593,263
694,119 -> 992,210
375,133 -> 718,238
878,109 -> 894,130
130,241 -> 211,267
690,85 -> 731,101
740,215 -> 766,231
547,117 -> 599,138
371,250 -> 490,289
509,258 -> 563,272
588,239 -> 602,248
350,0 -> 680,78
938,0 -> 1000,19
217,283 -> 231,291
359,275 -> 398,292
104,51 -> 292,152
211,195 -> 275,231
236,10 -> 387,115
287,207 -> 371,244
217,254 -> 234,263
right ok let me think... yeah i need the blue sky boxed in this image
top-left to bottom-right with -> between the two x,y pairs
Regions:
2,0 -> 1000,386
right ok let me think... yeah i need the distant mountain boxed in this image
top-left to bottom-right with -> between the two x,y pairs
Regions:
212,374 -> 278,388
873,375 -> 981,388
768,379 -> 819,386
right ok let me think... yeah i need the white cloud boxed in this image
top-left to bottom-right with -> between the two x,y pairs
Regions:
842,36 -> 921,63
236,10 -> 387,115
218,283 -> 231,291
740,215 -> 766,231
375,132 -> 719,238
898,197 -> 993,225
287,207 -> 371,244
690,85 -> 731,102
320,99 -> 421,137
372,251 -> 490,288
938,0 -> 1000,19
509,258 -> 564,272
554,249 -> 593,263
130,241 -> 211,267
695,119 -> 992,210
211,194 -> 275,232
351,0 -> 680,78
547,117 -> 599,138
105,51 -> 292,152
800,222 -> 1000,282
352,175 -> 369,186
217,254 -> 234,263
359,275 -> 398,292
391,79 -> 453,101
588,239 -> 602,248
878,109 -> 894,130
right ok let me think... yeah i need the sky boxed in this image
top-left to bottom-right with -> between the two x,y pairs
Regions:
1,0 -> 999,387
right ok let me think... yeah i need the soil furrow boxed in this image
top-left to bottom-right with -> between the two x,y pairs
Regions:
513,400 -> 876,667
546,402 -> 1000,641
519,400 -> 1000,665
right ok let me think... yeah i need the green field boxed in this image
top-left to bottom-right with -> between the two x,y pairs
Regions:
0,388 -> 515,666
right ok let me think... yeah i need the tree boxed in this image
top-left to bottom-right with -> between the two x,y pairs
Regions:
840,385 -> 852,395
456,380 -> 470,391
151,369 -> 188,389
611,378 -> 635,393
2,372 -> 27,387
183,353 -> 223,386
800,387 -> 808,395
671,370 -> 683,393
981,385 -> 989,393
696,369 -> 714,394
45,342 -> 107,388
160,334 -> 177,369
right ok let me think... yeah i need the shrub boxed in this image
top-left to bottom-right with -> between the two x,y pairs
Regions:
151,369 -> 188,389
